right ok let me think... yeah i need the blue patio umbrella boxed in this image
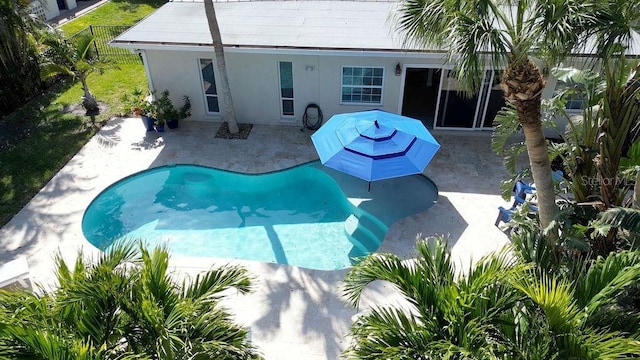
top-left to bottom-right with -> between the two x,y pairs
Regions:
311,110 -> 440,190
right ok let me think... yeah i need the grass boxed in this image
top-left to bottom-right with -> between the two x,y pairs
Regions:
0,64 -> 147,226
60,0 -> 165,35
0,0 -> 159,226
55,64 -> 147,114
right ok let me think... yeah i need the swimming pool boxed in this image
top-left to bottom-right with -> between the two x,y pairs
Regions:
82,162 -> 438,270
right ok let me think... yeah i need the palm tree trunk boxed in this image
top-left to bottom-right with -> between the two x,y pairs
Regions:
80,78 -> 99,113
596,60 -> 640,209
503,60 -> 557,230
204,0 -> 239,134
522,123 -> 557,230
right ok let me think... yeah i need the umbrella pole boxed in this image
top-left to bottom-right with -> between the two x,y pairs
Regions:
368,181 -> 371,192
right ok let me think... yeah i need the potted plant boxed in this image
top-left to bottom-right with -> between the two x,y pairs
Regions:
156,90 -> 191,130
121,88 -> 156,131
121,87 -> 146,116
154,116 -> 165,133
139,96 -> 157,132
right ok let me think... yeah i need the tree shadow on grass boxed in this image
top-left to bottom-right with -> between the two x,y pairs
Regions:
0,79 -> 98,227
0,80 -> 85,149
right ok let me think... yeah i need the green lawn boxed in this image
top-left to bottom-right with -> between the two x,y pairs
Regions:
0,64 -> 147,226
60,0 -> 164,35
55,64 -> 148,114
0,0 -> 158,226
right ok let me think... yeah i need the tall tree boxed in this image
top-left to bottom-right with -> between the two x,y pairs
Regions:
0,0 -> 43,116
204,0 -> 239,134
394,0 -> 597,231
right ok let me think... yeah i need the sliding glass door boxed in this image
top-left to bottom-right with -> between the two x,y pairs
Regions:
476,70 -> 505,129
433,69 -> 503,130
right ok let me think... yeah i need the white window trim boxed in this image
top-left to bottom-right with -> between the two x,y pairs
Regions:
278,61 -> 295,118
198,58 -> 221,115
340,66 -> 385,106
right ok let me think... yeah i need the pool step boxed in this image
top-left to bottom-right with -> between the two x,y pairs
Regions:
344,214 -> 388,260
357,213 -> 388,240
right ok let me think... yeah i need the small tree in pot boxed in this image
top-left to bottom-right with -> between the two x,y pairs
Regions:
156,90 -> 191,129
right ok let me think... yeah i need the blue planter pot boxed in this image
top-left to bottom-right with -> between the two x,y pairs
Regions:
166,119 -> 179,129
155,124 -> 165,133
140,115 -> 155,131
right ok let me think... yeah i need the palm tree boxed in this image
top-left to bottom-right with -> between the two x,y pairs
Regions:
342,238 -> 528,358
0,242 -> 261,359
343,238 -> 640,359
594,57 -> 640,210
393,0 -> 598,230
510,250 -> 640,358
39,31 -> 107,114
204,0 -> 239,134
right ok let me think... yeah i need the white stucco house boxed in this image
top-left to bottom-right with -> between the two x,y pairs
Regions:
30,0 -> 77,21
110,0 -> 630,131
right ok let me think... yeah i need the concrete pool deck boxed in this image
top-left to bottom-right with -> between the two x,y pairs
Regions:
0,117 -> 510,359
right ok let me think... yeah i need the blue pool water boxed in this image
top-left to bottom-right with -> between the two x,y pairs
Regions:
82,162 -> 438,270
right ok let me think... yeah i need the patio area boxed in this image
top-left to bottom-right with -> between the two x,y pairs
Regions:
0,117 -> 510,359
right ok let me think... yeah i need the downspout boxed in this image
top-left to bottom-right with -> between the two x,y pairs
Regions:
137,49 -> 155,92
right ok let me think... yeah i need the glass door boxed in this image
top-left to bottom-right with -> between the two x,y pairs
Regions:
434,70 -> 482,128
401,68 -> 442,128
476,70 -> 505,129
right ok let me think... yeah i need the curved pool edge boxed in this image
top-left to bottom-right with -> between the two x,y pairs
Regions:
82,161 -> 439,270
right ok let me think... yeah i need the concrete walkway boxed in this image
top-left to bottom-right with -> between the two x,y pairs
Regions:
0,118 -> 510,359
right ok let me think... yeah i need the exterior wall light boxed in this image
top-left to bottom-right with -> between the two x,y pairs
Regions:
395,62 -> 402,76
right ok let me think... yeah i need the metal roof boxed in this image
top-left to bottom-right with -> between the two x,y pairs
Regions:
112,0 -> 640,56
111,0 -> 419,52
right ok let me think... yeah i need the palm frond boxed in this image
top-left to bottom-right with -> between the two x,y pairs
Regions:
414,238 -> 455,284
393,0 -> 451,50
575,250 -> 640,314
192,306 -> 258,359
559,330 -> 640,359
138,245 -> 179,313
509,207 -> 580,271
183,265 -> 253,301
342,252 -> 407,308
39,61 -> 74,79
491,102 -> 520,156
509,269 -> 582,333
0,325 -> 95,360
71,34 -> 96,61
598,207 -> 640,233
346,305 -> 430,359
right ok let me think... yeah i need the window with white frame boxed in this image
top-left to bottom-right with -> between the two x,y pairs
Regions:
279,61 -> 294,116
341,66 -> 384,105
199,59 -> 219,113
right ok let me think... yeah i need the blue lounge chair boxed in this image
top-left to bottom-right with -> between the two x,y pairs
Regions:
495,180 -> 537,227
